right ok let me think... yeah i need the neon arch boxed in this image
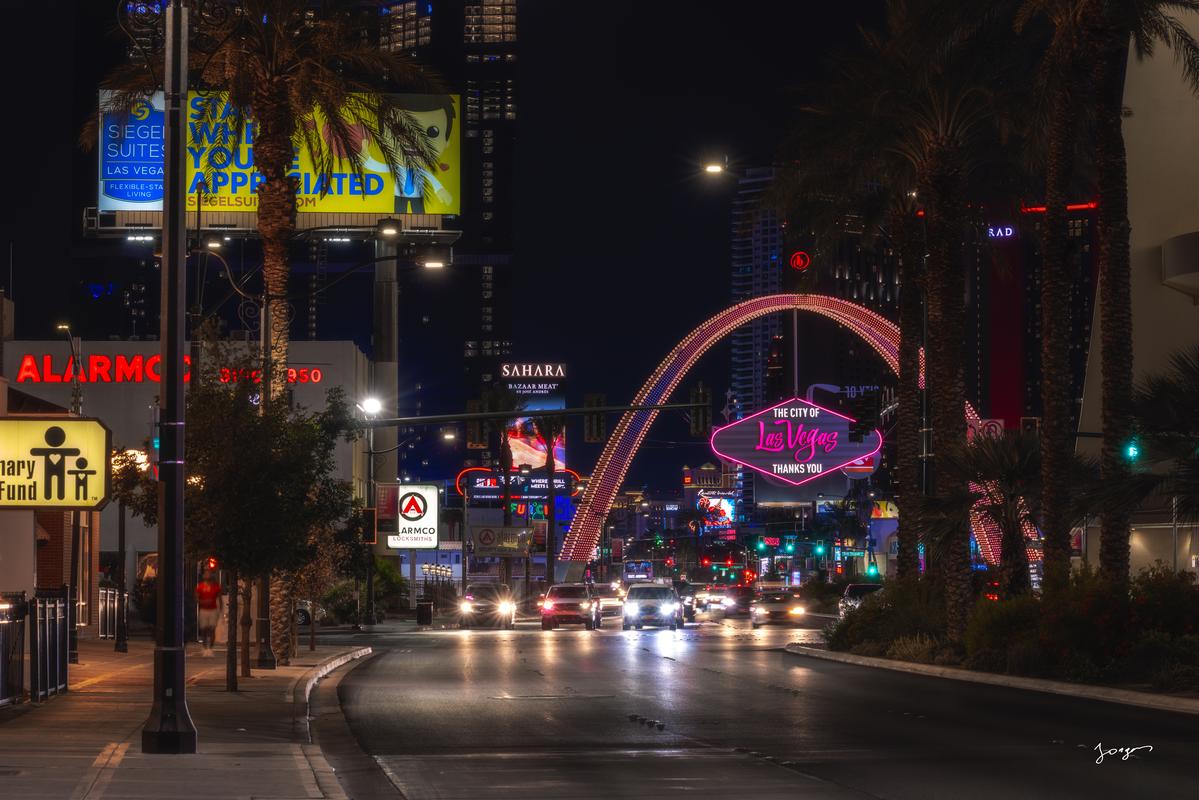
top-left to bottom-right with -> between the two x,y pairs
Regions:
560,293 -> 1012,577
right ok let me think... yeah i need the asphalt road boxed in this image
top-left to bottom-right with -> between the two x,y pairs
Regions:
318,614 -> 1197,799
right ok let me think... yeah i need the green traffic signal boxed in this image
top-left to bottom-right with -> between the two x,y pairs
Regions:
756,539 -> 766,551
1124,440 -> 1140,462
866,563 -> 879,577
814,543 -> 826,556
785,543 -> 795,553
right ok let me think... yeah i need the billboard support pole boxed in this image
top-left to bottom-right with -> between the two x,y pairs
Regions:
142,0 -> 198,754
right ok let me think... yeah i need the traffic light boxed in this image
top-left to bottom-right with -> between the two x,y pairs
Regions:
866,562 -> 879,577
583,394 -> 606,443
701,557 -> 711,567
784,536 -> 796,554
814,541 -> 826,557
756,537 -> 767,552
689,382 -> 711,437
1123,438 -> 1140,463
204,556 -> 218,571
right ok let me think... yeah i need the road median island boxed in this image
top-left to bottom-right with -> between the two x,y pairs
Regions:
784,643 -> 1199,715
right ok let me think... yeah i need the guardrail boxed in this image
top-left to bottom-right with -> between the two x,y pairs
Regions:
0,592 -> 26,707
29,589 -> 69,702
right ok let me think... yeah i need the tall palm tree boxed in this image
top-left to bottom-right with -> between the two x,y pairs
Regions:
93,0 -> 440,399
481,385 -> 525,588
1088,1 -> 1199,587
533,416 -> 566,586
1014,0 -> 1098,594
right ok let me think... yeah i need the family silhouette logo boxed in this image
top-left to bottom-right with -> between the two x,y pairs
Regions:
0,418 -> 111,509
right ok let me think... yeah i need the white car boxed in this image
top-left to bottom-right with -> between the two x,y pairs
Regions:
622,585 -> 685,630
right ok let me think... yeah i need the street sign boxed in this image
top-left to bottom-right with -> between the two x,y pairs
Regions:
709,397 -> 882,488
377,483 -> 440,549
0,417 -> 112,509
470,526 -> 531,557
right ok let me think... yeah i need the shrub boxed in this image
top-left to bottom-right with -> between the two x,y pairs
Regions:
887,633 -> 939,664
964,595 -> 1043,674
796,577 -> 850,615
322,581 -> 361,624
1129,563 -> 1199,637
827,579 -> 945,653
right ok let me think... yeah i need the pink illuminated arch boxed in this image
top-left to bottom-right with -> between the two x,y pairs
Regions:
560,293 -> 1011,578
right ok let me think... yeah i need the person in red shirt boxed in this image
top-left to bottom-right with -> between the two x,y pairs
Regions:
196,568 -> 222,656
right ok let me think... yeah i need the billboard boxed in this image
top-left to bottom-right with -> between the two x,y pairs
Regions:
98,92 -> 460,214
470,526 -> 531,558
0,418 -> 112,510
696,488 -> 737,529
377,483 -> 440,550
504,363 -> 567,472
710,397 -> 882,488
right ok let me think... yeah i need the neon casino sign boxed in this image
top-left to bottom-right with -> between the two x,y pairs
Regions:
15,354 -> 322,385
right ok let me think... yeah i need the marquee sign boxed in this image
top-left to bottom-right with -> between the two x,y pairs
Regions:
0,418 -> 112,509
377,483 -> 440,550
709,397 -> 882,487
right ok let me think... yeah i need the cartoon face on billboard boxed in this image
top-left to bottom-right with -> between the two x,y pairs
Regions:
696,490 -> 736,528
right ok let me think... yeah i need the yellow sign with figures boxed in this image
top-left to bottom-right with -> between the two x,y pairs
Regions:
0,418 -> 112,509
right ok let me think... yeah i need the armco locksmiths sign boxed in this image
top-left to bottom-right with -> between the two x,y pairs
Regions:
377,483 -> 439,550
709,398 -> 882,488
0,418 -> 112,509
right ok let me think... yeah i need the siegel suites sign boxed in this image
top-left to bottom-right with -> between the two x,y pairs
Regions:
14,354 -> 323,385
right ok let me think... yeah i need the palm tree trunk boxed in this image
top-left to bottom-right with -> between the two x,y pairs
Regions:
1039,88 -> 1078,595
239,578 -> 253,678
1000,514 -> 1032,598
893,212 -> 923,582
1092,38 -> 1134,590
501,435 -> 514,587
920,155 -> 971,642
270,574 -> 292,666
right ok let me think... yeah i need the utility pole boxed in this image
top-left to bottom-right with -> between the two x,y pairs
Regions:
142,0 -> 197,753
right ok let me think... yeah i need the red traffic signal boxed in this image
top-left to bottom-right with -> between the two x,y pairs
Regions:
204,556 -> 219,571
701,557 -> 711,566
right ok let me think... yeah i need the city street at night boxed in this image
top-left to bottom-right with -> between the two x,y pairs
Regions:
316,617 -> 1196,799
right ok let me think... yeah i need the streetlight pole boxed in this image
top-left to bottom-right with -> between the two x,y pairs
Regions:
142,0 -> 197,753
56,324 -> 83,666
366,422 -> 376,625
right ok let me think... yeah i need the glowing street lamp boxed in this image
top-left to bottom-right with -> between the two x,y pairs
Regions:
359,397 -> 383,417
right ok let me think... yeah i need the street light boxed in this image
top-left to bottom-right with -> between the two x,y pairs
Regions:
359,396 -> 384,416
377,218 -> 400,237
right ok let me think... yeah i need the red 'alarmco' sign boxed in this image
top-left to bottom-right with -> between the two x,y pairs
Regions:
15,354 -> 323,385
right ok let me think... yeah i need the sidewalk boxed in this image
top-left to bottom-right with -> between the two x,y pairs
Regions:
0,637 -> 370,799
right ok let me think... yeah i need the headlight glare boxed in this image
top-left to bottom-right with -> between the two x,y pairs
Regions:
789,606 -> 806,615
459,601 -> 473,613
625,602 -> 640,616
498,601 -> 514,614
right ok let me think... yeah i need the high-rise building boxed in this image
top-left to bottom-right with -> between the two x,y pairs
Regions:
729,167 -> 784,418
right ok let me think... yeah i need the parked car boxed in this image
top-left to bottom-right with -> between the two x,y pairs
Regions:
541,583 -> 601,630
295,600 -> 327,627
622,584 -> 685,630
750,591 -> 806,628
839,583 -> 884,617
459,583 -> 517,629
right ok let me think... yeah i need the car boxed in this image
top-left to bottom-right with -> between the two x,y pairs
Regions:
541,583 -> 601,630
698,585 -> 726,611
750,591 -> 806,628
718,585 -> 755,616
673,582 -> 698,621
295,600 -> 327,627
459,583 -> 517,629
622,584 -> 685,630
593,583 -> 625,619
839,583 -> 884,617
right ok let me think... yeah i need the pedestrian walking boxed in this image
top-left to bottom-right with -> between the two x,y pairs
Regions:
196,567 -> 222,656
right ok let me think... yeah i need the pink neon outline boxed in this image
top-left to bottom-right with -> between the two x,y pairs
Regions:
709,397 -> 883,488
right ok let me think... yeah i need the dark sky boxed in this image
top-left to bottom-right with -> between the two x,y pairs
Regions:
5,1 -> 877,490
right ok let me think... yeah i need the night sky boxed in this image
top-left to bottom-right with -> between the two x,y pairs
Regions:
5,2 -> 876,490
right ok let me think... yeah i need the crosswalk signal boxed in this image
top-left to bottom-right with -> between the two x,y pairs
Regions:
689,382 -> 712,438
583,394 -> 606,443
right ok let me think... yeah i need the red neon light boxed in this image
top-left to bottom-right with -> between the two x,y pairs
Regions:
789,251 -> 811,271
454,466 -> 583,497
1019,201 -> 1098,214
16,353 -> 189,384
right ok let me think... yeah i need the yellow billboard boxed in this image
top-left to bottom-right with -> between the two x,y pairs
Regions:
0,418 -> 112,510
99,92 -> 460,215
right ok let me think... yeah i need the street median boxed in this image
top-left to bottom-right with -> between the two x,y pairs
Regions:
785,643 -> 1199,716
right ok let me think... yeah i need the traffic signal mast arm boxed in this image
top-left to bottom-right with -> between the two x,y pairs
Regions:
356,401 -> 705,429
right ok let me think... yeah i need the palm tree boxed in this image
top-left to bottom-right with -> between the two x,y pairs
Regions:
481,385 -> 525,589
93,0 -> 440,399
532,416 -> 566,586
1013,0 -> 1097,594
1088,2 -> 1199,588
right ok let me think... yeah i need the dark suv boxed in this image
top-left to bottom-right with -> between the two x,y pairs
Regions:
541,583 -> 601,630
459,583 -> 517,629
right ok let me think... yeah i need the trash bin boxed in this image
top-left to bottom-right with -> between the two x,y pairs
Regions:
416,600 -> 434,626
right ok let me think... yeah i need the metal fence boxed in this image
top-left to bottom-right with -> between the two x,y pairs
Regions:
29,589 -> 69,702
97,588 -> 125,640
0,593 -> 26,707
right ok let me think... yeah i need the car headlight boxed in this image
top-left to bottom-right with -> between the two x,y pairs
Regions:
752,605 -> 766,615
661,602 -> 678,614
722,597 -> 736,607
789,606 -> 805,615
582,601 -> 592,610
459,601 -> 473,613
498,601 -> 514,614
625,602 -> 639,616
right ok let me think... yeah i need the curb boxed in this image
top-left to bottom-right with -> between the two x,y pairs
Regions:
784,644 -> 1199,716
287,646 -> 373,706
